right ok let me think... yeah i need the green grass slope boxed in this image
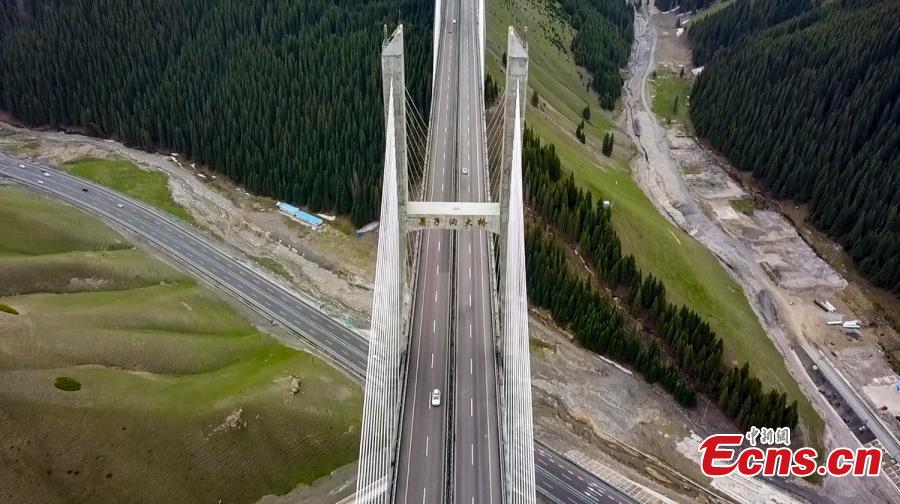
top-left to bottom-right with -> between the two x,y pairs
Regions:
650,69 -> 692,128
0,187 -> 361,503
486,0 -> 822,444
62,156 -> 191,221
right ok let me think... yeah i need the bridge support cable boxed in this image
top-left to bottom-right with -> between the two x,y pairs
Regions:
404,114 -> 427,202
485,105 -> 505,198
502,79 -> 536,504
355,82 -> 403,504
404,89 -> 431,202
498,27 -> 536,504
356,25 -> 411,504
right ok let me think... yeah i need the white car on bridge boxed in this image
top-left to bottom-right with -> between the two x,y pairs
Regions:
431,388 -> 441,407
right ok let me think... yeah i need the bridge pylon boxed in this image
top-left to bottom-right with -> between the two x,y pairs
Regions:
497,27 -> 536,504
355,24 -> 411,504
381,24 -> 413,340
497,26 -> 528,334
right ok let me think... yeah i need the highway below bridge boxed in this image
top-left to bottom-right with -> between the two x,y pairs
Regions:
1,153 -> 636,504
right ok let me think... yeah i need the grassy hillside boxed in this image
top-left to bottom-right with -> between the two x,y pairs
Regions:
650,69 -> 692,128
0,187 -> 361,503
487,0 -> 822,444
62,156 -> 191,221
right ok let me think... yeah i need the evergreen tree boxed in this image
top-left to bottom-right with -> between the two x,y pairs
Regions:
558,0 -> 634,109
523,127 -> 800,430
689,0 -> 900,293
0,0 -> 434,227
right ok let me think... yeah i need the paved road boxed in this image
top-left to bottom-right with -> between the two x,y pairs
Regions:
452,0 -> 503,503
800,340 -> 900,460
393,0 -> 459,501
0,157 -> 632,504
535,444 -> 635,504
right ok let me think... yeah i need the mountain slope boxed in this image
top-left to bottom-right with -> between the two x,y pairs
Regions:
690,0 -> 900,292
0,0 -> 432,225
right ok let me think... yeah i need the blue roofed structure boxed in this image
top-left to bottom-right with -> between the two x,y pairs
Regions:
276,201 -> 323,228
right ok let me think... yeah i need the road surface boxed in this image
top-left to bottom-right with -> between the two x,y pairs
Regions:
452,0 -> 503,502
0,156 -> 632,504
393,0 -> 459,500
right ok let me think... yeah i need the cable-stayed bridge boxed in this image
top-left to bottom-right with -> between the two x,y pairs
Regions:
355,0 -> 535,501
0,2 -> 639,501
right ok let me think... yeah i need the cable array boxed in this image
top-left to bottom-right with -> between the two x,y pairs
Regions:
356,84 -> 404,504
485,102 -> 505,201
404,88 -> 429,285
502,80 -> 536,504
405,89 -> 430,202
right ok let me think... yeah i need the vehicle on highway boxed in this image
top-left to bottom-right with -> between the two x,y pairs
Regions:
449,18 -> 456,33
117,203 -> 124,208
81,188 -> 88,192
431,388 -> 441,407
42,171 -> 50,177
37,179 -> 44,185
462,166 -> 468,175
18,164 -> 25,168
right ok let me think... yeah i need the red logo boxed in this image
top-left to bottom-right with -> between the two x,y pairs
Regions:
699,431 -> 882,478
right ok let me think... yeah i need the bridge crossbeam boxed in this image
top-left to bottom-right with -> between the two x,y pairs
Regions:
405,201 -> 500,233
